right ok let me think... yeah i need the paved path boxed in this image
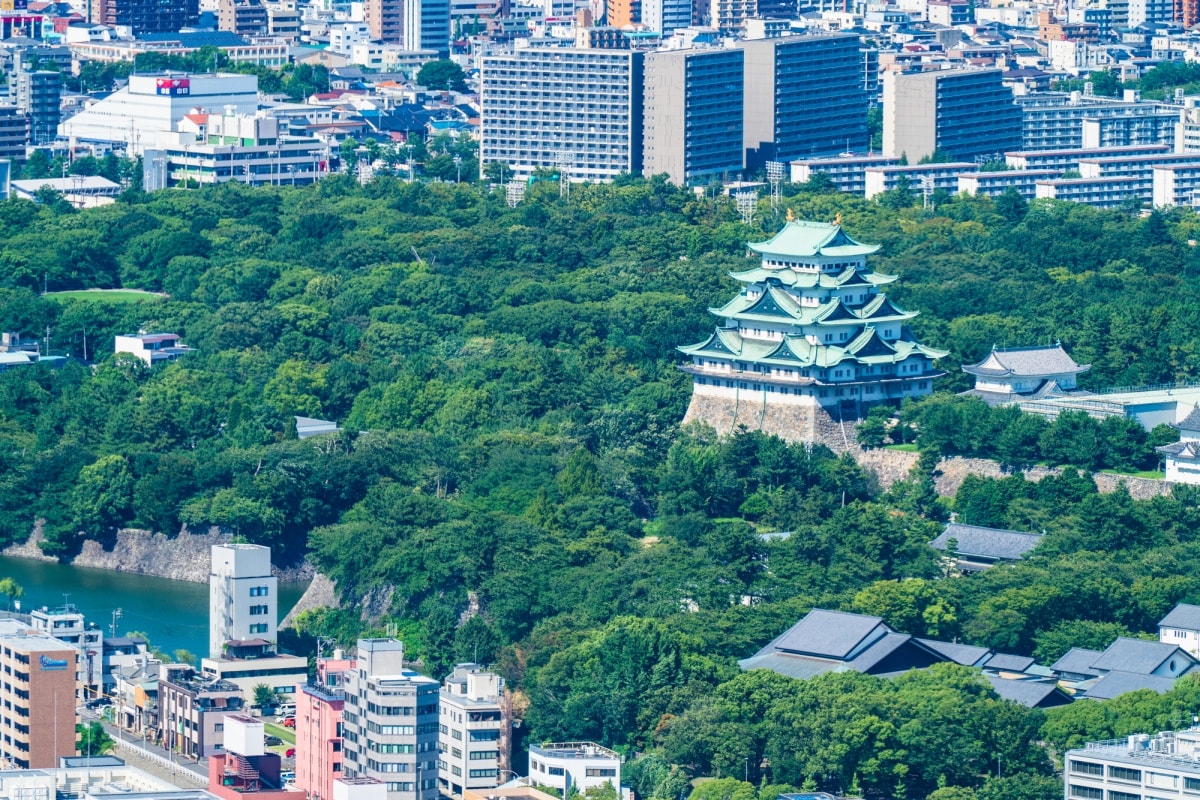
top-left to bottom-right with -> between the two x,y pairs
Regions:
81,709 -> 207,786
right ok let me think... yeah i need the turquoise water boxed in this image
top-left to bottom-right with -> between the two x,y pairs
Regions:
0,555 -> 309,659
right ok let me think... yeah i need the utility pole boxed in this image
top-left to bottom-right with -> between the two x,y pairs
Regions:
110,608 -> 123,638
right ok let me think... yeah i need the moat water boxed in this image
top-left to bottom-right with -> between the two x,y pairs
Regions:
0,555 -> 308,659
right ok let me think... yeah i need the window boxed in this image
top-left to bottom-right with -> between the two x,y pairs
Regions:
1071,762 -> 1104,776
470,751 -> 499,760
250,586 -> 270,597
249,623 -> 270,634
1070,787 -> 1103,800
470,769 -> 499,779
1110,792 -> 1141,800
470,730 -> 500,742
586,768 -> 617,777
386,783 -> 414,792
549,767 -> 565,776
1184,778 -> 1200,792
250,605 -> 269,616
1109,768 -> 1142,782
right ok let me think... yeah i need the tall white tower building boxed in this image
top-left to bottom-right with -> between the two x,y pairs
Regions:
209,543 -> 277,659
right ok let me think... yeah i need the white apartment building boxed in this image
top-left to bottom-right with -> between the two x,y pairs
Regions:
438,664 -> 508,799
1034,175 -> 1141,208
480,46 -> 643,182
1154,163 -> 1200,208
862,162 -> 977,199
958,169 -> 1059,199
209,543 -> 277,659
60,73 -> 259,156
1065,727 -> 1200,800
791,155 -> 899,194
528,743 -> 620,795
342,639 -> 441,800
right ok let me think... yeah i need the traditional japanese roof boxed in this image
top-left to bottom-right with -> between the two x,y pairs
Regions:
679,326 -> 944,370
918,638 -> 991,666
728,264 -> 898,288
1090,638 -> 1195,675
1051,647 -> 1103,679
963,344 -> 1090,379
710,286 -> 917,328
983,652 -> 1037,672
748,220 -> 881,258
984,675 -> 1073,708
767,609 -> 888,659
1173,405 -> 1200,432
1157,440 -> 1200,458
1159,603 -> 1200,631
929,523 -> 1043,562
1083,671 -> 1179,700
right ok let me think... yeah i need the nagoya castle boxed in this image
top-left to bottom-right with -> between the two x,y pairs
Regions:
679,214 -> 947,448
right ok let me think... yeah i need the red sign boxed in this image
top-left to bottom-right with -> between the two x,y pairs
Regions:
155,78 -> 191,96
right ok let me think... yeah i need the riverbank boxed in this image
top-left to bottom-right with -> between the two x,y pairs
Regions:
2,524 -> 313,583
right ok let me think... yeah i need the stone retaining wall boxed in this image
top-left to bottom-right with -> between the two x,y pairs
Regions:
683,394 -> 858,451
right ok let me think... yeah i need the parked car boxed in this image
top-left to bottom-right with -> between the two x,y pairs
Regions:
265,735 -> 283,746
285,748 -> 296,758
282,716 -> 295,728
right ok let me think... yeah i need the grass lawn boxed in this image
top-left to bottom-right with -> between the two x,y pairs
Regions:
1100,468 -> 1165,480
264,722 -> 296,744
885,443 -> 919,452
45,289 -> 165,303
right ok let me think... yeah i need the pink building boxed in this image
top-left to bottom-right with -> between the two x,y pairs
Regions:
296,655 -> 354,800
208,715 -> 306,800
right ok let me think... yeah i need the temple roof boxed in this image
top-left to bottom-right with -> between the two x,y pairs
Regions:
728,265 -> 898,289
748,220 -> 881,258
1174,405 -> 1200,432
963,344 -> 1090,378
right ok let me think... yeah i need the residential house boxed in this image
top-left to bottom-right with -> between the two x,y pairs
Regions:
1158,603 -> 1200,658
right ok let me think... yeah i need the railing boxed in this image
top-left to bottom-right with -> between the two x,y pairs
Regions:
110,737 -> 206,786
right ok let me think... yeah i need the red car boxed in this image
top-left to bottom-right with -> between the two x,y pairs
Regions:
282,717 -> 295,728
286,748 -> 296,758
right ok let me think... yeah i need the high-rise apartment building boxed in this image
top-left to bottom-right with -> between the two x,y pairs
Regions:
607,0 -> 640,26
482,47 -> 644,181
0,620 -> 78,769
740,33 -> 868,169
297,653 -> 354,800
437,664 -> 509,799
93,0 -> 198,34
367,0 -> 404,41
209,543 -> 277,659
404,0 -> 451,56
342,640 -> 441,800
643,47 -> 744,185
710,0 -> 755,34
883,67 -> 1021,162
9,61 -> 60,147
640,0 -> 691,34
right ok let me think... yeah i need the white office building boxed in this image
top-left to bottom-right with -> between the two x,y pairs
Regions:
60,73 -> 260,156
480,46 -> 643,182
209,543 -> 277,659
1065,727 -> 1200,800
528,743 -> 620,795
342,639 -> 441,800
640,0 -> 691,35
438,664 -> 509,799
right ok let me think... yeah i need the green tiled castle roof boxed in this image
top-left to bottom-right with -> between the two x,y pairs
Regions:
748,220 -> 881,258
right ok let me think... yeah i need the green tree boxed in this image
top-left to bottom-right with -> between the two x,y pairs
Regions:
253,683 -> 277,708
78,721 -> 114,756
416,60 -> 468,92
0,577 -> 22,611
70,455 -> 135,540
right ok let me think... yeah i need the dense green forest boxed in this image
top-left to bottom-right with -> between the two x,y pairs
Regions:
5,177 -> 1200,800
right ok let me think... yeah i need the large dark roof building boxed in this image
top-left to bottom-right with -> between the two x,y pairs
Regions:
929,522 -> 1043,571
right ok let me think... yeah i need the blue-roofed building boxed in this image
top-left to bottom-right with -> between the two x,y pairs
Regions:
1159,602 -> 1200,658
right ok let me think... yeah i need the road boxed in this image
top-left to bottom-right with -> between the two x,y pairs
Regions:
80,708 -> 208,785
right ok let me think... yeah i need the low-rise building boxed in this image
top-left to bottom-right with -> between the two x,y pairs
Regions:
957,169 -> 1059,199
209,715 -> 306,800
1152,162 -> 1200,207
1159,603 -> 1200,657
1157,407 -> 1200,485
159,665 -> 246,759
791,154 -> 899,195
528,743 -> 620,796
201,640 -> 309,699
929,523 -> 1043,571
1034,175 -> 1141,208
863,162 -> 977,199
115,332 -> 195,366
961,344 -> 1090,404
1005,144 -> 1170,172
1065,726 -> 1200,800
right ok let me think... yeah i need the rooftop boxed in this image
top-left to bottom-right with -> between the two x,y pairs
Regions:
1160,603 -> 1200,630
530,742 -> 620,760
929,523 -> 1043,562
962,344 -> 1089,379
747,219 -> 881,258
